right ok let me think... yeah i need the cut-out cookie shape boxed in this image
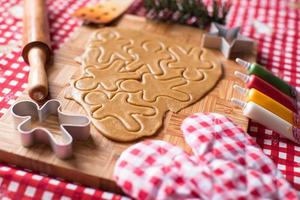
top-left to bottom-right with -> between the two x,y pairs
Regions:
68,28 -> 222,141
125,40 -> 172,75
114,113 -> 297,199
84,91 -> 155,132
120,73 -> 190,102
85,30 -> 134,65
168,46 -> 213,81
11,100 -> 90,159
72,0 -> 134,24
75,60 -> 140,91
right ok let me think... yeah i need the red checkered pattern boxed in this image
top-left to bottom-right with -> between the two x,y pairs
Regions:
114,113 -> 298,199
225,0 -> 300,190
0,0 -> 128,199
0,0 -> 300,198
0,162 -> 130,200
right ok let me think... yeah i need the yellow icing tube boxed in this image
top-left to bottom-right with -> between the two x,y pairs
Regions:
245,88 -> 295,125
231,99 -> 300,144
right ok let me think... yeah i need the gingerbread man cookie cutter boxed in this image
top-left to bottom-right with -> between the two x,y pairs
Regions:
11,99 -> 91,159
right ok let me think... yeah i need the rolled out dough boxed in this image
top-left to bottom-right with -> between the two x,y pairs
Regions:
67,28 -> 222,141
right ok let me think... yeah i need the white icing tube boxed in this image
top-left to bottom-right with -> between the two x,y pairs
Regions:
231,98 -> 300,144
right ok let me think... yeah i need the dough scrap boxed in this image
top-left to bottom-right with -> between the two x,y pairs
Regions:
68,28 -> 222,141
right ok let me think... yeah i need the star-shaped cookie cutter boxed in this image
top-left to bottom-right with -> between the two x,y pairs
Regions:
202,23 -> 256,59
11,99 -> 91,159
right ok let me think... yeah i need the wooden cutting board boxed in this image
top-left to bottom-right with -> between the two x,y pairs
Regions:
0,15 -> 255,193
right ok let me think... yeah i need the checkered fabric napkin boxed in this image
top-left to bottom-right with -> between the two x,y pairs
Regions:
114,113 -> 298,199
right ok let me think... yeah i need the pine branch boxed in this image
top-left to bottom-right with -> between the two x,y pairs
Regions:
144,0 -> 231,29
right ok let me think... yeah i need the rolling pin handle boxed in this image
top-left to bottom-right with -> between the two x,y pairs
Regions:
23,0 -> 51,102
27,46 -> 48,101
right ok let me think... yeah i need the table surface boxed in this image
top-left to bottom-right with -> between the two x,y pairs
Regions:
0,0 -> 300,199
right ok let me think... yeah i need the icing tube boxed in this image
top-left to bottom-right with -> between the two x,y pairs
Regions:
234,71 -> 297,113
231,99 -> 300,144
235,87 -> 295,124
236,58 -> 296,98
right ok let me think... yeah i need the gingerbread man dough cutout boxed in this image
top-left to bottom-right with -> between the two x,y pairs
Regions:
168,46 -> 213,81
87,29 -> 133,64
75,60 -> 141,91
84,91 -> 154,132
125,40 -> 173,75
120,73 -> 190,102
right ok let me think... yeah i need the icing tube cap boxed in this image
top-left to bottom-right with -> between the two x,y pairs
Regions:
234,71 -> 250,83
236,58 -> 251,69
231,98 -> 247,108
233,84 -> 248,94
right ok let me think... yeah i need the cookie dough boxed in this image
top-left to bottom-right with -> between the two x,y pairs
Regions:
72,0 -> 134,24
68,28 -> 222,141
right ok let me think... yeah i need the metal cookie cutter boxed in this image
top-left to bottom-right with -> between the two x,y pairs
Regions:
11,99 -> 91,159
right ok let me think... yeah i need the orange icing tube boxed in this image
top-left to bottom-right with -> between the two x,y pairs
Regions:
231,99 -> 300,144
235,86 -> 295,125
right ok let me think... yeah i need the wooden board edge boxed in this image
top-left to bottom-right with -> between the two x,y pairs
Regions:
0,145 -> 123,194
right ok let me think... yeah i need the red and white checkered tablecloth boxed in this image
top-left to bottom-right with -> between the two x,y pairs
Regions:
0,0 -> 300,199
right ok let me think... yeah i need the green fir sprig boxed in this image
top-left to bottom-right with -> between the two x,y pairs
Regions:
144,0 -> 231,29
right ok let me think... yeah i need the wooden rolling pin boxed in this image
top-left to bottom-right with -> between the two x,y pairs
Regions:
22,0 -> 52,101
